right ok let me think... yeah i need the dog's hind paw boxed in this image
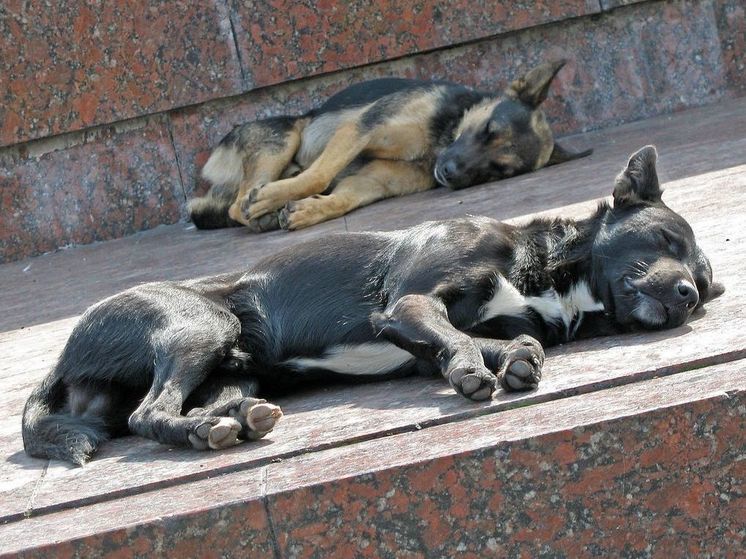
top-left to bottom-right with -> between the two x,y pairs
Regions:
246,211 -> 281,233
240,400 -> 283,440
498,335 -> 544,391
447,363 -> 497,401
189,417 -> 242,450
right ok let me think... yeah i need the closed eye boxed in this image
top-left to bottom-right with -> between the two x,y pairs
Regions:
660,228 -> 687,257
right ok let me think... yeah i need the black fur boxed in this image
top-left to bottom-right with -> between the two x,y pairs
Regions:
24,147 -> 723,465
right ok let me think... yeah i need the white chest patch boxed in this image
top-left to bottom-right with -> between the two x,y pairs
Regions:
480,276 -> 604,335
283,342 -> 415,375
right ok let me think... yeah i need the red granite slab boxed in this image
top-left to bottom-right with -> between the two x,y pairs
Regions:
230,0 -> 599,90
0,116 -> 184,264
1,361 -> 742,557
0,1 -> 242,147
266,362 -> 746,558
600,0 -> 648,9
715,0 -> 746,95
0,468 -> 273,558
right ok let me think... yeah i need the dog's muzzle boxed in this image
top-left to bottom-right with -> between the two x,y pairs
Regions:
624,276 -> 699,328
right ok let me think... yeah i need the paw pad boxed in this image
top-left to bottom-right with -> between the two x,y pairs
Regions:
449,365 -> 496,401
189,417 -> 242,450
242,401 -> 283,439
499,337 -> 544,392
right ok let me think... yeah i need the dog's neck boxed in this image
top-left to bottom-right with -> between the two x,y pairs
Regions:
505,205 -> 618,341
510,210 -> 603,294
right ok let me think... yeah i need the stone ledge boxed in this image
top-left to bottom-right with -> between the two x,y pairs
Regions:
1,363 -> 743,557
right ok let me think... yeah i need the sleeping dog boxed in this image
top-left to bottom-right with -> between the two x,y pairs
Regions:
189,60 -> 591,232
23,146 -> 723,465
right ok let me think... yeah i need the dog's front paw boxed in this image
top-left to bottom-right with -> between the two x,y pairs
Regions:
498,335 -> 544,391
279,197 -> 326,231
447,363 -> 497,401
243,182 -> 288,220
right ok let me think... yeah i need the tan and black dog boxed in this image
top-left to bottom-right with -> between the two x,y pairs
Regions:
189,60 -> 592,232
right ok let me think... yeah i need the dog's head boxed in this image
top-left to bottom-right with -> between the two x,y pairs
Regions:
434,60 -> 590,189
592,146 -> 724,330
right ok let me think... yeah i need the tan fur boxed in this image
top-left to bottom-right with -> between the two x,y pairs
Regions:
455,98 -> 499,138
246,92 -> 442,220
245,120 -> 371,219
280,160 -> 433,230
530,111 -> 554,170
296,108 -> 366,168
367,91 -> 441,159
228,119 -> 307,225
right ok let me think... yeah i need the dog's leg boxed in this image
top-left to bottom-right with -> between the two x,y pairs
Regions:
244,120 -> 372,220
127,325 -> 246,451
371,294 -> 497,400
190,116 -> 305,230
229,118 -> 307,232
279,159 -> 434,230
473,336 -> 545,391
185,377 -> 283,441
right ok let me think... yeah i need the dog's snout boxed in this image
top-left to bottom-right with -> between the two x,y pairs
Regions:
440,159 -> 459,180
676,279 -> 699,309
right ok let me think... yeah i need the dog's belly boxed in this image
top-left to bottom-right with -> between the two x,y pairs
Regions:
282,342 -> 415,375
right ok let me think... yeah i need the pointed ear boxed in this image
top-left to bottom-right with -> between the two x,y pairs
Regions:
546,143 -> 593,166
704,281 -> 725,303
612,145 -> 662,207
506,59 -> 566,108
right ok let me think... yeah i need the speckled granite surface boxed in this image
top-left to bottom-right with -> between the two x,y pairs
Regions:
0,1 -> 242,148
268,392 -> 744,558
229,0 -> 599,89
715,0 -> 746,95
0,116 -> 183,263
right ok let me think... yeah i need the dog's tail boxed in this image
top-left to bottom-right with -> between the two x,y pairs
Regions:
188,143 -> 244,229
22,368 -> 109,466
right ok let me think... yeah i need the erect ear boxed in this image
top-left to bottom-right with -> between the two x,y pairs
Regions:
612,145 -> 662,207
546,142 -> 593,166
506,59 -> 566,108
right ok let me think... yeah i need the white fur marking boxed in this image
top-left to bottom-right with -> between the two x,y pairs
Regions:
201,145 -> 244,186
480,276 -> 604,333
284,342 -> 414,375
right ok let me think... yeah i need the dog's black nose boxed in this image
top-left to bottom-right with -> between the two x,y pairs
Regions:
441,159 -> 458,180
675,280 -> 699,309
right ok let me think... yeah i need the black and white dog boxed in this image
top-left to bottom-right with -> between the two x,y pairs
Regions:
23,146 -> 723,465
